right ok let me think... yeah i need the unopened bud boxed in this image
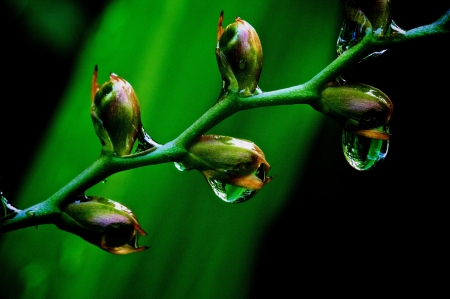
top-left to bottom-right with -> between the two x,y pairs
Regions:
315,81 -> 393,128
60,196 -> 148,254
217,12 -> 263,97
91,66 -> 142,156
179,135 -> 271,191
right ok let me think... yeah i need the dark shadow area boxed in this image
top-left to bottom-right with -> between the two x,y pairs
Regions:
249,4 -> 449,296
0,0 -> 109,202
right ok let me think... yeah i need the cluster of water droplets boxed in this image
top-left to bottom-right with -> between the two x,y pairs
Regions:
342,122 -> 390,171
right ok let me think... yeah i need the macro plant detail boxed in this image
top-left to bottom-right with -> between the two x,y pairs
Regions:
1,1 -> 449,255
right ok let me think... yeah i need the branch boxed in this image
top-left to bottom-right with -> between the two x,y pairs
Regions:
1,9 -> 449,234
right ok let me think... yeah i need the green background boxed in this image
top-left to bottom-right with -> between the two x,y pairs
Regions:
1,1 -> 449,298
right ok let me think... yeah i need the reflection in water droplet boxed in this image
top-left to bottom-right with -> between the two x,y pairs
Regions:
205,166 -> 267,203
342,125 -> 390,171
206,178 -> 258,204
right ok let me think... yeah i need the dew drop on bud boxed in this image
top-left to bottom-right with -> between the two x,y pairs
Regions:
206,178 -> 258,203
133,127 -> 161,154
205,166 -> 267,203
342,124 -> 390,171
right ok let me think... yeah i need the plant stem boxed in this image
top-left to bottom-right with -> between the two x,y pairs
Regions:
1,10 -> 449,234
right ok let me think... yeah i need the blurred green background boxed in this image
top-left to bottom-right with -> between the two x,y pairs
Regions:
1,0 -> 449,298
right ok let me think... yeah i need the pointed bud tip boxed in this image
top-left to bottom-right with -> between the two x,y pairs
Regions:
217,11 -> 225,43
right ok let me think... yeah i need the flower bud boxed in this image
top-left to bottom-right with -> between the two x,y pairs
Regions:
91,66 -> 142,156
178,135 -> 271,192
60,196 -> 148,254
217,12 -> 263,97
315,81 -> 393,128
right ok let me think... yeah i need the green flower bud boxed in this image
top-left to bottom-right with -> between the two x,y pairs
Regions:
217,12 -> 263,97
315,81 -> 393,128
60,196 -> 148,255
91,66 -> 142,156
178,135 -> 271,191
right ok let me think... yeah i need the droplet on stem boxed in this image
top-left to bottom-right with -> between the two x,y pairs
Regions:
133,126 -> 161,154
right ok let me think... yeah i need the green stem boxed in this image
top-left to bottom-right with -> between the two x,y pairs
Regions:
1,10 -> 449,234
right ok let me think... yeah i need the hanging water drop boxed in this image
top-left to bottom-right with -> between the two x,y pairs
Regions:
205,165 -> 268,203
206,178 -> 258,204
342,124 -> 390,171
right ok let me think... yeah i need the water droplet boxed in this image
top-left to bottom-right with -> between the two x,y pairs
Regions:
102,179 -> 107,183
206,178 -> 258,203
336,75 -> 346,86
26,210 -> 36,218
253,86 -> 263,95
1,193 -> 7,217
134,126 -> 161,154
389,20 -> 406,35
1,194 -> 20,219
342,124 -> 390,171
205,166 -> 268,203
174,162 -> 187,171
337,12 -> 403,61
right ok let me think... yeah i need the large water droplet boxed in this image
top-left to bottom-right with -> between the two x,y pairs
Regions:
205,165 -> 268,203
206,178 -> 258,203
342,125 -> 390,171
